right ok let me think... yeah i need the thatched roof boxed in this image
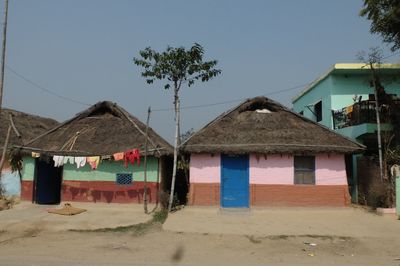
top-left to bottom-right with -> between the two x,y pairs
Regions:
21,101 -> 173,156
181,97 -> 365,154
0,108 -> 58,147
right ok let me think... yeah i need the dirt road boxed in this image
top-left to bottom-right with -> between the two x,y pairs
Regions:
0,226 -> 399,266
0,205 -> 400,265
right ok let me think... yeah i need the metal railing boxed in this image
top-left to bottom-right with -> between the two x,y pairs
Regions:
332,100 -> 397,130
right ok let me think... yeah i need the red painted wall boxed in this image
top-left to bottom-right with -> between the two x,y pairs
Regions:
21,180 -> 159,204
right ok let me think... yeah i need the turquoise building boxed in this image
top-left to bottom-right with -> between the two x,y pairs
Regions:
292,63 -> 400,202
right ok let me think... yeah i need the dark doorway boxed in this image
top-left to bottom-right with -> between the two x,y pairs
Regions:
34,159 -> 63,204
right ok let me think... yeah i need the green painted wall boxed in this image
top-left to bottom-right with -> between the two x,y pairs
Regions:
397,175 -> 400,217
331,73 -> 400,110
63,157 -> 159,182
292,76 -> 333,128
20,156 -> 159,183
293,71 -> 400,133
336,123 -> 393,141
21,157 -> 35,181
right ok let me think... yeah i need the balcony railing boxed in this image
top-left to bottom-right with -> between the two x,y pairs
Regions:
332,100 -> 398,130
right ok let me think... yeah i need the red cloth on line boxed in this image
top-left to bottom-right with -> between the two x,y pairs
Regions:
124,149 -> 140,168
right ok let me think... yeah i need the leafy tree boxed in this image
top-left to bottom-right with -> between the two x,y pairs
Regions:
134,43 -> 221,211
360,0 -> 400,51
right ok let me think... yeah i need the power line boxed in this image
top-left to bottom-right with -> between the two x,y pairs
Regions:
6,65 -> 91,106
152,83 -> 311,112
5,51 -> 400,112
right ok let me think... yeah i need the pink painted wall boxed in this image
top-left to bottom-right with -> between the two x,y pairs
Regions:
250,154 -> 294,184
315,154 -> 347,185
190,153 -> 347,186
190,154 -> 220,183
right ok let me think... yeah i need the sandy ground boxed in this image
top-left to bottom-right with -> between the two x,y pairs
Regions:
0,201 -> 155,231
0,204 -> 400,266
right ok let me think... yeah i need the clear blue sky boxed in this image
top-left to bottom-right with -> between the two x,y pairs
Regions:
2,0 -> 400,142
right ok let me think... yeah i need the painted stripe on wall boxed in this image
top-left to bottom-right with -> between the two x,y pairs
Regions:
250,154 -> 294,184
316,154 -> 347,185
21,157 -> 35,181
63,157 -> 159,182
190,153 -> 220,183
61,180 -> 159,203
190,153 -> 347,186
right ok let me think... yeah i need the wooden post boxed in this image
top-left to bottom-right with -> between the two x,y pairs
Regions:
0,0 -> 9,115
0,125 -> 11,178
370,63 -> 384,181
143,106 -> 151,214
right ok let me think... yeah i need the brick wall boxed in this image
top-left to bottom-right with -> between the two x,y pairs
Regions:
189,183 -> 350,207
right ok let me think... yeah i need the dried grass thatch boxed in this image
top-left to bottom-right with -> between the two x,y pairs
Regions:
0,108 -> 58,147
21,101 -> 173,156
181,96 -> 365,154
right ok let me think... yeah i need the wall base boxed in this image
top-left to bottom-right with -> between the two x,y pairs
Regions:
189,183 -> 350,207
22,180 -> 160,204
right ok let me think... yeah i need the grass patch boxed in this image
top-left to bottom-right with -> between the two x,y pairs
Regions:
70,209 -> 168,235
152,209 -> 168,224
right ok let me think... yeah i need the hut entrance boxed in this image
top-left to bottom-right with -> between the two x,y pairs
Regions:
221,154 -> 249,208
34,159 -> 63,204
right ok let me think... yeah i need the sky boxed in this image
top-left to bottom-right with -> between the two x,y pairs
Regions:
2,0 -> 400,143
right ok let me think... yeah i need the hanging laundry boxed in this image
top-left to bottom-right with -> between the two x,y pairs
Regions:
345,105 -> 353,114
53,155 -> 65,167
124,149 -> 140,168
391,164 -> 400,178
113,152 -> 124,161
87,156 -> 100,170
74,157 -> 86,169
63,156 -> 75,165
101,155 -> 112,160
31,152 -> 40,158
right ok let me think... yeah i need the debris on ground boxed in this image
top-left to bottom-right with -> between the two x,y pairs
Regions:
47,203 -> 87,216
303,241 -> 317,246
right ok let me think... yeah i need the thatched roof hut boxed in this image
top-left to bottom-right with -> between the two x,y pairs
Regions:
181,96 -> 365,154
0,108 -> 58,147
21,101 -> 173,156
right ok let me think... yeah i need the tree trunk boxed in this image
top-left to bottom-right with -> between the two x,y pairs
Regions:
168,90 -> 180,212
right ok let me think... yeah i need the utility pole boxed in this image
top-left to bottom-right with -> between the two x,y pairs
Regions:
0,0 -> 9,115
143,106 -> 151,214
370,62 -> 384,181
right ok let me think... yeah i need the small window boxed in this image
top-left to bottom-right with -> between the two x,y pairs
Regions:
314,101 -> 322,122
116,173 -> 133,185
294,156 -> 315,185
299,111 -> 304,116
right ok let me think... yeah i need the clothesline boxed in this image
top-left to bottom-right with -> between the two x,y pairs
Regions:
11,145 -> 166,171
31,148 -> 141,170
11,145 -> 165,157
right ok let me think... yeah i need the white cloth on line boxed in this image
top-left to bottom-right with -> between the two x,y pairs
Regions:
53,156 -> 65,167
75,157 -> 87,169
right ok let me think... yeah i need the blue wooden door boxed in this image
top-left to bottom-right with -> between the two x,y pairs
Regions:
221,154 -> 249,208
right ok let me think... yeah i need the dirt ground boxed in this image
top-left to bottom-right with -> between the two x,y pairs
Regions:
0,204 -> 400,266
